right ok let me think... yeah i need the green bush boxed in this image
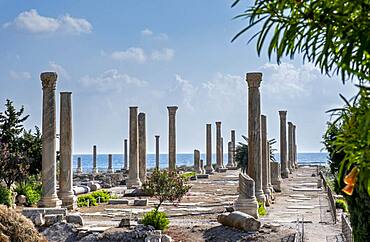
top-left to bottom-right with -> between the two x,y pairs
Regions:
141,209 -> 170,230
77,194 -> 97,207
335,198 -> 348,213
0,186 -> 12,207
91,190 -> 111,203
15,178 -> 42,206
180,172 -> 196,180
258,201 -> 266,216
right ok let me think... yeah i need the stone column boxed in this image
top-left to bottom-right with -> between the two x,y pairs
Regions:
107,154 -> 113,173
234,173 -> 259,218
267,143 -> 274,196
138,112 -> 146,183
92,145 -> 98,174
261,114 -> 271,202
270,161 -> 282,192
167,106 -> 178,172
215,121 -> 223,170
293,125 -> 298,168
288,122 -> 294,173
226,141 -> 234,168
200,159 -> 205,174
246,73 -> 265,203
155,135 -> 160,169
194,149 -> 201,173
123,139 -> 128,170
58,92 -> 76,209
279,111 -> 290,178
205,124 -> 214,174
231,130 -> 236,166
127,107 -> 141,187
76,157 -> 82,174
38,72 -> 62,208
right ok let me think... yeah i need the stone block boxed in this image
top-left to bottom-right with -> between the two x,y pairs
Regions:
196,174 -> 209,179
118,218 -> 131,227
217,168 -> 228,173
217,211 -> 261,231
108,199 -> 129,205
161,234 -> 172,242
73,186 -> 90,195
31,213 -> 44,227
44,214 -> 63,227
66,214 -> 84,226
133,199 -> 148,206
22,208 -> 67,218
190,176 -> 197,181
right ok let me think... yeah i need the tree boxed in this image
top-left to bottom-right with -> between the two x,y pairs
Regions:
0,100 -> 42,189
231,0 -> 370,82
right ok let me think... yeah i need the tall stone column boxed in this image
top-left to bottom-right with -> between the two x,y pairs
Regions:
38,72 -> 62,208
123,139 -> 128,170
167,106 -> 178,172
92,145 -> 98,174
293,125 -> 298,168
107,154 -> 113,173
226,141 -> 234,168
155,135 -> 160,169
267,143 -> 274,195
279,111 -> 290,178
76,157 -> 82,174
200,159 -> 205,174
205,124 -> 214,174
194,149 -> 201,173
221,137 -> 224,167
138,112 -> 147,183
261,114 -> 271,202
58,92 -> 76,209
127,107 -> 141,187
246,73 -> 265,202
215,121 -> 223,170
288,122 -> 294,173
231,130 -> 236,166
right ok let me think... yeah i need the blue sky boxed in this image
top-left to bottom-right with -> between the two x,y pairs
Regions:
0,0 -> 357,154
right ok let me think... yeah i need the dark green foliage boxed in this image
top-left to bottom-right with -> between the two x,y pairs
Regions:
335,198 -> 348,213
0,186 -> 12,207
14,176 -> 42,206
77,194 -> 97,207
143,169 -> 191,211
0,100 -> 42,189
235,135 -> 248,173
231,0 -> 370,82
141,209 -> 170,230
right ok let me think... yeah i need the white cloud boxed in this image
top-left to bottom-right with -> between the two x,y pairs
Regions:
9,70 -> 31,81
151,48 -> 174,61
3,9 -> 92,34
80,69 -> 147,92
111,47 -> 147,63
141,28 -> 153,36
49,62 -> 71,80
261,62 -> 320,98
174,74 -> 198,111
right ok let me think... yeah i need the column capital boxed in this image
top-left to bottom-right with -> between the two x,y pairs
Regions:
41,72 -> 58,90
261,114 -> 267,121
155,135 -> 160,139
215,121 -> 221,126
246,72 -> 262,88
167,106 -> 178,115
129,106 -> 138,111
138,112 -> 145,120
278,110 -> 287,118
288,121 -> 293,127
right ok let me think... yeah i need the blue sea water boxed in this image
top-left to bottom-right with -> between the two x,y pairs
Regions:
72,152 -> 328,173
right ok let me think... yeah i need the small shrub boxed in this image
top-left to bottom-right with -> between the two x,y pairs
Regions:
77,194 -> 97,207
91,190 -> 111,203
335,198 -> 349,213
258,201 -> 267,216
0,186 -> 12,207
141,209 -> 170,230
180,172 -> 196,180
0,205 -> 45,241
15,179 -> 42,206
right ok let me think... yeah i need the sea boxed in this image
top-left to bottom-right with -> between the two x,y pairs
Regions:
72,152 -> 328,173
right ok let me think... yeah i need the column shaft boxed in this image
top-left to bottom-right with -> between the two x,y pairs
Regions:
167,106 -> 178,171
127,107 -> 141,187
138,112 -> 146,183
279,111 -> 289,178
205,124 -> 214,174
107,154 -> 113,173
288,122 -> 294,173
92,145 -> 97,174
123,139 -> 128,170
231,130 -> 236,166
215,121 -> 223,170
155,135 -> 160,169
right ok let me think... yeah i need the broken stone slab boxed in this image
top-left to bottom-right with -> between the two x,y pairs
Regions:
133,199 -> 148,206
73,185 -> 91,195
216,168 -> 228,173
31,212 -> 45,226
108,199 -> 130,205
217,211 -> 261,231
118,218 -> 135,228
44,214 -> 63,226
190,176 -> 197,181
66,214 -> 84,226
196,174 -> 210,179
22,208 -> 67,218
88,182 -> 102,192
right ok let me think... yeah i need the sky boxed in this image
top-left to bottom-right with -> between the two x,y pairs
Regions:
0,0 -> 358,154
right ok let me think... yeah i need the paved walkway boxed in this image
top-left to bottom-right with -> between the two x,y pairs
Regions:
262,166 -> 343,241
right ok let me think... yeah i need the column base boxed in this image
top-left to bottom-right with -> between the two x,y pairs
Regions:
127,178 -> 142,188
92,168 -> 98,175
205,166 -> 214,174
234,196 -> 259,219
76,168 -> 83,174
281,169 -> 290,178
272,179 -> 282,192
226,162 -> 234,168
38,194 -> 62,208
107,169 -> 113,173
255,189 -> 266,203
58,192 -> 77,210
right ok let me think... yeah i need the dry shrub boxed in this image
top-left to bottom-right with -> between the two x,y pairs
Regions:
0,205 -> 45,242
